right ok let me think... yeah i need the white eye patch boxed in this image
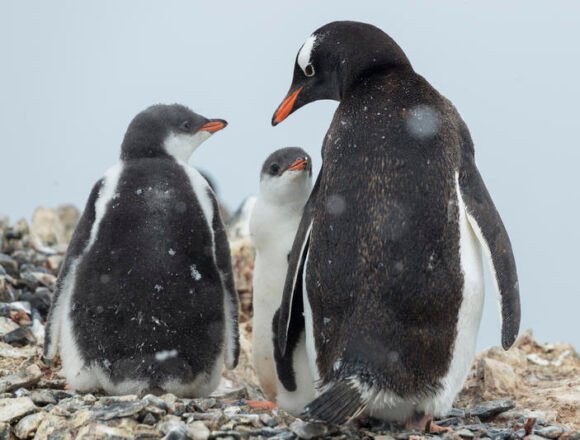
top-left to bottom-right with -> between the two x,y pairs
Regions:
297,34 -> 317,75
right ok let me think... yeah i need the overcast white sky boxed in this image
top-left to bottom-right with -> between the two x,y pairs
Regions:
1,1 -> 579,350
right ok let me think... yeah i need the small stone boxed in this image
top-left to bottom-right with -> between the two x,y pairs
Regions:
0,397 -> 37,423
537,426 -> 566,439
290,420 -> 330,439
142,413 -> 157,425
29,389 -> 57,406
82,394 -> 96,404
527,435 -> 546,440
93,400 -> 147,420
209,431 -> 240,440
19,289 -> 52,317
447,408 -> 466,418
143,394 -> 169,411
223,406 -> 241,418
76,423 -> 133,439
14,388 -> 31,397
133,424 -> 162,438
14,411 -> 46,439
469,399 -> 516,420
33,413 -> 70,440
0,254 -> 18,275
46,255 -> 63,272
457,429 -> 475,438
375,436 -> 397,440
157,417 -> 188,438
187,420 -> 210,440
0,422 -> 11,440
188,398 -> 218,412
3,326 -> 36,346
0,317 -> 18,336
234,414 -> 261,427
259,413 -> 277,427
0,342 -> 29,358
479,358 -> 520,398
0,365 -> 42,393
98,394 -> 139,404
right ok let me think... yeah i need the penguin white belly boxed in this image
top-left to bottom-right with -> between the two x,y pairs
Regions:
251,198 -> 315,407
276,331 -> 316,415
367,178 -> 485,420
252,248 -> 289,400
419,177 -> 484,416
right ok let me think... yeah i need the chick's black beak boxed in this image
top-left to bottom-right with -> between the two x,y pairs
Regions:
272,87 -> 303,126
198,119 -> 228,133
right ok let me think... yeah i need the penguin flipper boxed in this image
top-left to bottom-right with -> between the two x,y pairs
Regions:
276,167 -> 321,356
459,135 -> 520,349
210,194 -> 240,369
43,179 -> 104,360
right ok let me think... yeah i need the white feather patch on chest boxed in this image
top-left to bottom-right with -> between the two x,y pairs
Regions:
163,131 -> 211,163
175,160 -> 214,229
86,162 -> 124,252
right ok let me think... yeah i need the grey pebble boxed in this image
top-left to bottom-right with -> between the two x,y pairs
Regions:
469,400 -> 516,420
457,428 -> 476,438
537,426 -> 565,439
0,365 -> 42,394
93,400 -> 147,420
290,420 -> 331,439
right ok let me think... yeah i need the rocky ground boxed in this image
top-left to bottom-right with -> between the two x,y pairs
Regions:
0,208 -> 578,439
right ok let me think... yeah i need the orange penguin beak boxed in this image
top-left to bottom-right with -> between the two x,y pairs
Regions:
287,157 -> 309,171
198,119 -> 228,133
272,87 -> 303,126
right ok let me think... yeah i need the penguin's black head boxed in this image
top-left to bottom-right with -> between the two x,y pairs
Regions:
259,147 -> 312,202
272,21 -> 411,126
121,104 -> 227,161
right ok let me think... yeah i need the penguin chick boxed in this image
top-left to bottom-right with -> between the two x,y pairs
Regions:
44,104 -> 240,397
250,147 -> 314,413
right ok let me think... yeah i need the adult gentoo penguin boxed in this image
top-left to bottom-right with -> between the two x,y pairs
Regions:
44,104 -> 240,397
249,147 -> 314,412
271,21 -> 520,428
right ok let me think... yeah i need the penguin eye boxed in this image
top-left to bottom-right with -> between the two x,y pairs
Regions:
270,163 -> 280,175
180,121 -> 192,131
304,64 -> 315,77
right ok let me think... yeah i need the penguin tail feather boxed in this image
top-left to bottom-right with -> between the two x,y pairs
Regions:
302,381 -> 367,425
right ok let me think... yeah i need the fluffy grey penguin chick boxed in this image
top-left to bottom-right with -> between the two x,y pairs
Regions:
44,104 -> 240,397
250,147 -> 314,413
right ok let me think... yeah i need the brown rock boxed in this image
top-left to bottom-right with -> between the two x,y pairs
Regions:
479,358 -> 520,399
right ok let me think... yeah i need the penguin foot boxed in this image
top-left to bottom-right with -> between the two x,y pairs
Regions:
428,421 -> 453,434
405,414 -> 452,433
245,400 -> 277,410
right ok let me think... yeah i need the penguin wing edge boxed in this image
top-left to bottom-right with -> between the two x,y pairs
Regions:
459,162 -> 521,349
277,168 -> 321,355
43,179 -> 104,360
210,194 -> 240,370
